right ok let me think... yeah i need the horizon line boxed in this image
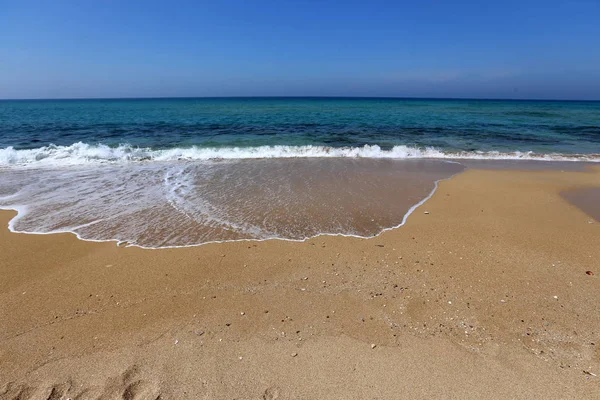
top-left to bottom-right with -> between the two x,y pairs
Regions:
1,95 -> 599,102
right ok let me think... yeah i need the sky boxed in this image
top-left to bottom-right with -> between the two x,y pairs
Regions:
1,0 -> 600,100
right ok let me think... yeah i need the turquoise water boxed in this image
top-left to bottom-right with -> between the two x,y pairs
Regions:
1,98 -> 599,163
0,97 -> 599,247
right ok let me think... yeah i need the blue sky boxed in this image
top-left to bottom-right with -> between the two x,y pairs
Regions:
1,0 -> 599,99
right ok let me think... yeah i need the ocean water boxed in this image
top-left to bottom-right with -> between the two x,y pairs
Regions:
0,98 -> 598,247
1,97 -> 600,162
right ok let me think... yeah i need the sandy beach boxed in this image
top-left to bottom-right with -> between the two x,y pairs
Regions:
1,164 -> 600,399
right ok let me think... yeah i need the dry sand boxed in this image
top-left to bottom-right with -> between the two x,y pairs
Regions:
1,165 -> 599,399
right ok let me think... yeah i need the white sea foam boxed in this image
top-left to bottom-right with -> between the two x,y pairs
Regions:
0,157 -> 466,248
0,142 -> 598,167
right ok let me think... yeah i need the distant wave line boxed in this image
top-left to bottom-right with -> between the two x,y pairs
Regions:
1,142 -> 599,166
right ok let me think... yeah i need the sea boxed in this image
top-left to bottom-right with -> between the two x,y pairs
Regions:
0,97 -> 599,247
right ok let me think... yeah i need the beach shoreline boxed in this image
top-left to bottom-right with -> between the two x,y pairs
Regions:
0,158 -> 466,248
1,164 -> 600,399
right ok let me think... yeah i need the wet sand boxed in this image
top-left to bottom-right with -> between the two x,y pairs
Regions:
458,159 -> 596,171
1,159 -> 464,247
562,187 -> 600,222
1,165 -> 600,399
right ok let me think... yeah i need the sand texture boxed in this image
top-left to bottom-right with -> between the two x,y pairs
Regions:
1,166 -> 600,399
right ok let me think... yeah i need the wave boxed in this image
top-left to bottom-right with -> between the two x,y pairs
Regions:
1,142 -> 599,166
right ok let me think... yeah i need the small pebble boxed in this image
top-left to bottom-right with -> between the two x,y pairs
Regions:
371,344 -> 377,349
291,352 -> 298,357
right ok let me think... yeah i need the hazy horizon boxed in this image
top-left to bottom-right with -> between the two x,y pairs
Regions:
2,96 -> 600,102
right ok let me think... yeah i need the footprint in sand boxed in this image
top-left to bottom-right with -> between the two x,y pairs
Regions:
262,386 -> 280,400
121,380 -> 161,400
0,381 -> 71,400
45,382 -> 72,400
0,366 -> 161,400
0,382 -> 36,400
100,366 -> 161,400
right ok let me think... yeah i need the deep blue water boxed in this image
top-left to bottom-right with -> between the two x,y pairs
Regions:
1,97 -> 599,159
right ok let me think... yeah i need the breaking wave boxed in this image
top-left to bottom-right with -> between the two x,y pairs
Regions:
1,142 -> 599,166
